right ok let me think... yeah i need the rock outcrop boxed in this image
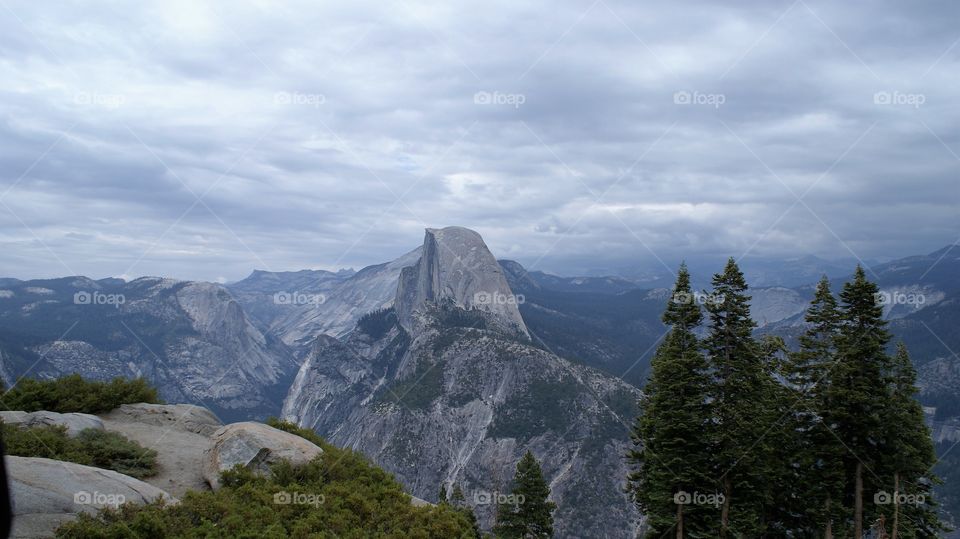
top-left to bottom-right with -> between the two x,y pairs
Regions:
202,422 -> 323,490
395,227 -> 528,337
102,403 -> 222,436
0,411 -> 104,437
7,456 -> 176,538
100,403 -> 223,497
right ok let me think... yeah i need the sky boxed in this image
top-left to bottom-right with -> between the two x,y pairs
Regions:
0,0 -> 958,282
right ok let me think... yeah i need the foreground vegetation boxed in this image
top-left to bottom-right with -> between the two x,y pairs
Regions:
3,423 -> 159,478
630,261 -> 945,537
1,374 -> 160,414
55,419 -> 477,538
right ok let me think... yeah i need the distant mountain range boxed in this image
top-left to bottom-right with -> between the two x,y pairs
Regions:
1,233 -> 957,535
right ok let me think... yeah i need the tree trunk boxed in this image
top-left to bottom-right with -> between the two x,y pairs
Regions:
876,515 -> 888,538
891,472 -> 899,539
720,477 -> 731,538
824,495 -> 833,539
854,462 -> 864,538
676,501 -> 683,539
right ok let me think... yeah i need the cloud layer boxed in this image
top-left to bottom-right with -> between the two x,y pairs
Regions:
0,0 -> 957,281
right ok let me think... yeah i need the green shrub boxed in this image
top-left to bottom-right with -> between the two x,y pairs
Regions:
56,425 -> 476,538
266,418 -> 326,447
3,423 -> 159,478
1,374 -> 161,414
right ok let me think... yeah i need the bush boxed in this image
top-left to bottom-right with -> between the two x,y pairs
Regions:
1,374 -> 161,414
3,423 -> 159,478
56,424 -> 476,538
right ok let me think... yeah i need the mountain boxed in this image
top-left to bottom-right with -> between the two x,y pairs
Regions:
498,260 -> 641,295
226,268 -> 354,330
283,227 -> 642,538
228,248 -> 421,361
0,276 -> 297,421
567,253 -> 861,290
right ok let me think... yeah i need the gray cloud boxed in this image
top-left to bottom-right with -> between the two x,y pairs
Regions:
0,0 -> 957,282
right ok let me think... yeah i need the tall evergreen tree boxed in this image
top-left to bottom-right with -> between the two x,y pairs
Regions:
782,276 -> 847,536
449,484 -> 482,539
703,258 -> 774,537
628,264 -> 715,537
824,266 -> 893,536
877,343 -> 945,537
758,334 -> 808,535
494,451 -> 556,538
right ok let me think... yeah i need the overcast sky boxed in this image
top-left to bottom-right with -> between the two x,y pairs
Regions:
0,0 -> 957,282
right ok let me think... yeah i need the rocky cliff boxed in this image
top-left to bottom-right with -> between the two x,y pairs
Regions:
229,248 -> 422,359
0,277 -> 297,421
283,227 -> 641,538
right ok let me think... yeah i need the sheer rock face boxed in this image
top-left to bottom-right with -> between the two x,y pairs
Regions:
396,227 -> 528,338
282,314 -> 642,538
283,227 -> 640,538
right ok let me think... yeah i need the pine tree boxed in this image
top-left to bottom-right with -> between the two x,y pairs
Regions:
493,451 -> 556,538
628,264 -> 715,537
782,276 -> 847,536
703,258 -> 774,537
449,484 -> 482,539
877,343 -> 945,537
758,334 -> 807,535
824,266 -> 893,536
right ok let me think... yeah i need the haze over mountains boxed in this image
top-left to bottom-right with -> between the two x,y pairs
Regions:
1,227 -> 958,535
